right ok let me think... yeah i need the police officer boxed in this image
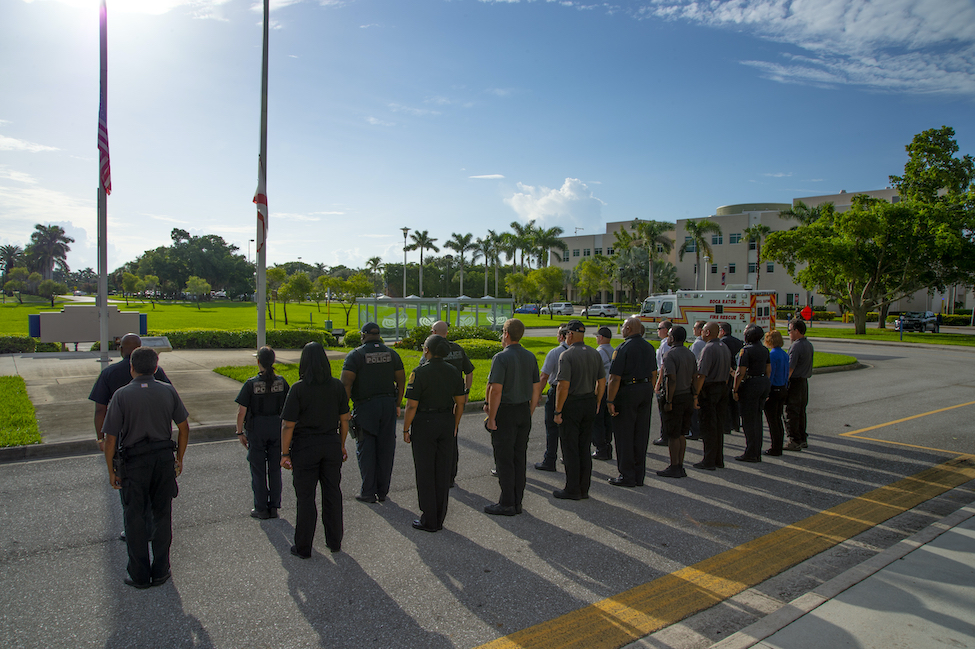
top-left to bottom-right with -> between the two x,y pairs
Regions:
652,320 -> 674,447
785,319 -> 814,451
552,320 -> 605,500
341,322 -> 406,503
606,316 -> 657,487
534,325 -> 569,472
591,326 -> 615,461
429,321 -> 474,486
718,322 -> 743,434
693,322 -> 732,470
102,347 -> 189,588
657,325 -> 696,478
483,319 -> 542,516
403,335 -> 467,532
234,346 -> 289,519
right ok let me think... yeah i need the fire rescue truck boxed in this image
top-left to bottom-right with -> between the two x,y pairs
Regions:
637,286 -> 777,338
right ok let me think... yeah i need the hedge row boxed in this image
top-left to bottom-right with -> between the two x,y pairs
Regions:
0,338 -> 68,354
395,325 -> 502,351
454,338 -> 503,359
91,329 -> 336,350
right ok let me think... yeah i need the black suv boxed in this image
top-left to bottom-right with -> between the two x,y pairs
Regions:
894,311 -> 940,333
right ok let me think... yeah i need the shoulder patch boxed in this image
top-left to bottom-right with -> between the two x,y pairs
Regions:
364,351 -> 393,364
611,349 -> 618,360
408,370 -> 416,385
271,378 -> 286,393
253,381 -> 267,395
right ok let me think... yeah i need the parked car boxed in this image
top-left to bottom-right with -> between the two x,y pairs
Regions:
514,304 -> 540,314
894,311 -> 939,333
581,304 -> 619,318
543,302 -> 574,316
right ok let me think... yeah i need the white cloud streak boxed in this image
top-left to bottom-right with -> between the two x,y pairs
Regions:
469,174 -> 505,179
504,177 -> 605,224
0,134 -> 59,153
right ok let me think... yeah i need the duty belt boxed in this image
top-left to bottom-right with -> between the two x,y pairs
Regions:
418,407 -> 454,413
622,377 -> 650,384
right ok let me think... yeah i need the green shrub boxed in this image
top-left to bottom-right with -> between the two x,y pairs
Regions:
35,342 -> 62,352
454,338 -> 503,359
0,336 -> 35,354
344,330 -> 362,348
943,314 -> 971,326
396,325 -> 501,351
94,329 -> 334,350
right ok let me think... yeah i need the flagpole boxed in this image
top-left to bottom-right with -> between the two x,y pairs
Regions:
97,0 -> 110,366
255,0 -> 269,350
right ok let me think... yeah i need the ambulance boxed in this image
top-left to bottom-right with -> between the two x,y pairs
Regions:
637,286 -> 777,338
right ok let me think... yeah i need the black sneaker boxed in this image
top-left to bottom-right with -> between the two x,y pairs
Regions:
656,465 -> 685,478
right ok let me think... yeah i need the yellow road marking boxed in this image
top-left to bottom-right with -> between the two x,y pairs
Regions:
476,456 -> 975,649
839,401 -> 975,438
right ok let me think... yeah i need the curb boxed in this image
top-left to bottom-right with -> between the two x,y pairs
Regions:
709,503 -> 975,649
808,336 -> 975,353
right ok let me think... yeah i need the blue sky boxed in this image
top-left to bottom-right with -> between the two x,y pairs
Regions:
2,0 -> 974,275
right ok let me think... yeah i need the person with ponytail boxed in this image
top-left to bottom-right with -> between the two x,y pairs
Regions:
235,346 -> 290,520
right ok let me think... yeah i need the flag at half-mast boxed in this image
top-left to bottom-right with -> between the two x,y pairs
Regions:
98,0 -> 111,195
253,155 -> 267,253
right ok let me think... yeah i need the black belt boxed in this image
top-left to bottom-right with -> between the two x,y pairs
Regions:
418,407 -> 453,413
622,378 -> 650,384
566,393 -> 597,400
121,439 -> 175,458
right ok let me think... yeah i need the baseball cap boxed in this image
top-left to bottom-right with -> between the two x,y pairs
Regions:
566,320 -> 585,333
597,326 -> 612,338
360,322 -> 381,335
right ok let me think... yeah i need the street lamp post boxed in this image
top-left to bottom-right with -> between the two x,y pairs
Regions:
703,255 -> 710,290
401,227 -> 411,298
248,239 -> 255,265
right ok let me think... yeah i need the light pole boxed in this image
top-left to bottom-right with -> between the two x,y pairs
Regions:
703,255 -> 710,290
248,239 -> 254,265
401,227 -> 410,298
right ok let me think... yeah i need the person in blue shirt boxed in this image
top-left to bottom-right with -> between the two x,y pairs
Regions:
763,329 -> 790,456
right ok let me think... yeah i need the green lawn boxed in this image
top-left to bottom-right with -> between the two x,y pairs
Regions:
803,326 -> 975,347
0,376 -> 42,447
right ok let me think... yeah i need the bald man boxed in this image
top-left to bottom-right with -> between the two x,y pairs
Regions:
692,322 -> 731,470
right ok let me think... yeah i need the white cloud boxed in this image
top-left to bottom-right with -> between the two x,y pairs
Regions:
275,212 -> 321,222
0,134 -> 59,153
0,167 -> 38,184
388,103 -> 441,117
366,116 -> 395,126
504,177 -> 605,224
763,171 -> 793,178
469,174 -> 505,179
147,213 -> 191,224
640,0 -> 975,94
359,23 -> 380,28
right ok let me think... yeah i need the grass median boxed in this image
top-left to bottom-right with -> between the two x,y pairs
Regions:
803,326 -> 975,347
0,376 -> 42,447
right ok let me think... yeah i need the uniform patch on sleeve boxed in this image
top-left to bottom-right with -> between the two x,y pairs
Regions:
407,370 -> 416,385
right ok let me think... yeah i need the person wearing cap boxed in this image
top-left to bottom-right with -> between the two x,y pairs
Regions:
685,320 -> 707,441
534,325 -> 569,472
341,323 -> 406,504
483,319 -> 542,516
656,326 -> 696,478
718,322 -> 743,434
552,320 -> 605,500
693,322 -> 732,470
652,320 -> 674,447
402,335 -> 467,532
427,321 -> 475,487
590,326 -> 615,461
605,316 -> 657,487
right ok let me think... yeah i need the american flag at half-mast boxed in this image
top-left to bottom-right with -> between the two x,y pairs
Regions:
253,155 -> 267,253
98,0 -> 111,195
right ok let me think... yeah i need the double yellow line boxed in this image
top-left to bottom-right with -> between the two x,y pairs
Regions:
478,404 -> 975,649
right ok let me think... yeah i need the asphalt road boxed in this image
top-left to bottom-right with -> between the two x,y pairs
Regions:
1,340 -> 974,649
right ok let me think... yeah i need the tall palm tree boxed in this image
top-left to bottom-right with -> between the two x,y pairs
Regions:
632,220 -> 675,296
365,256 -> 383,293
779,200 -> 827,226
405,230 -> 439,297
27,224 -> 74,281
532,226 -> 568,267
474,235 -> 494,296
508,220 -> 536,272
1,244 -> 24,289
488,229 -> 504,296
679,219 -> 722,290
444,232 -> 477,297
743,224 -> 772,289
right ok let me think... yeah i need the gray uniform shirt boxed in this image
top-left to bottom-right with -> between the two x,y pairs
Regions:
540,342 -> 568,386
662,346 -> 697,396
596,343 -> 614,376
487,343 -> 540,404
698,339 -> 732,384
555,342 -> 605,397
789,337 -> 814,379
689,336 -> 706,360
102,375 -> 189,449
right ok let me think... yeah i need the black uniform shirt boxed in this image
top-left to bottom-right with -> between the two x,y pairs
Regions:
487,343 -> 540,404
789,337 -> 814,379
102,375 -> 188,448
89,357 -> 169,405
737,343 -> 770,377
405,358 -> 465,410
721,334 -> 743,370
698,339 -> 732,384
608,334 -> 656,382
281,378 -> 350,437
235,373 -> 290,430
444,341 -> 475,376
342,341 -> 404,402
661,345 -> 697,395
556,342 -> 605,396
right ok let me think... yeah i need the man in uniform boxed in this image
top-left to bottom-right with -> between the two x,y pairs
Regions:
90,332 -> 170,541
429,321 -> 474,486
693,322 -> 732,470
784,319 -> 814,451
552,320 -> 605,500
483,319 -> 541,516
606,316 -> 657,487
534,325 -> 569,472
718,322 -> 743,434
652,320 -> 673,446
402,335 -> 467,532
591,326 -> 615,461
657,326 -> 696,478
686,320 -> 707,441
102,347 -> 189,589
341,322 -> 406,503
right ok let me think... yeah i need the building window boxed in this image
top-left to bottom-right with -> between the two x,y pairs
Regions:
572,249 -> 580,257
711,234 -> 723,245
684,236 -> 696,252
748,239 -> 757,251
766,262 -> 774,273
748,263 -> 757,273
583,248 -> 591,257
594,248 -> 602,255
729,233 -> 741,244
656,243 -> 665,253
711,264 -> 718,274
606,247 -> 614,256
728,263 -> 736,274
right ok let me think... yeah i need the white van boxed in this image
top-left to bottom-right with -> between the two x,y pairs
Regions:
638,286 -> 776,338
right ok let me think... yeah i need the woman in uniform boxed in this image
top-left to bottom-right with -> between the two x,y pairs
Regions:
402,335 -> 466,532
732,325 -> 771,462
280,342 -> 350,557
235,346 -> 289,519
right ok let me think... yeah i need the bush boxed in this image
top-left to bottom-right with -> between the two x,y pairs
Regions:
0,337 -> 36,354
454,338 -> 503,359
343,330 -> 362,348
395,325 -> 501,351
94,329 -> 334,351
943,314 -> 971,326
35,342 -> 62,352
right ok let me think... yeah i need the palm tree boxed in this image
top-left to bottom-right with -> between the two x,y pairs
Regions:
474,235 -> 494,296
27,224 -> 74,281
508,220 -> 536,272
1,244 -> 24,292
632,220 -> 675,296
532,226 -> 568,267
405,230 -> 439,297
679,219 -> 722,290
365,256 -> 383,293
779,200 -> 827,226
488,229 -> 504,296
743,224 -> 772,289
444,232 -> 477,296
